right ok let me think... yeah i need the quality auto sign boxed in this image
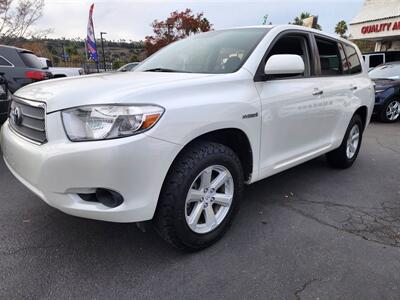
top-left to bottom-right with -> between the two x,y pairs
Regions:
361,21 -> 400,34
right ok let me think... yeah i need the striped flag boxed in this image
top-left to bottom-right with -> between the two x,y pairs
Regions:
86,4 -> 98,62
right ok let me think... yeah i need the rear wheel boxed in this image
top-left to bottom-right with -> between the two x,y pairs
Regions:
379,99 -> 400,123
154,142 -> 244,251
326,114 -> 363,169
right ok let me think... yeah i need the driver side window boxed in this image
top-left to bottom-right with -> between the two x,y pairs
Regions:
265,34 -> 311,78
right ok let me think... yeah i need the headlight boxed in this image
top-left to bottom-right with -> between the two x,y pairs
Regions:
62,104 -> 164,141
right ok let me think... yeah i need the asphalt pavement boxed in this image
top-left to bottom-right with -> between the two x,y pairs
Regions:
0,121 -> 399,299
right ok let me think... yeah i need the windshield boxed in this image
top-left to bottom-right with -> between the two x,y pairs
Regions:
369,63 -> 400,79
135,28 -> 270,74
118,62 -> 139,72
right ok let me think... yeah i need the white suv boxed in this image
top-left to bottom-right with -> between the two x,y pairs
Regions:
1,25 -> 374,251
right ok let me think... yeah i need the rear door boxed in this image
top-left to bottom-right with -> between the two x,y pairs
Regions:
342,43 -> 372,126
311,35 -> 355,149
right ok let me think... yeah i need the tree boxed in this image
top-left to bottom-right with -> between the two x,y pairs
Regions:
292,12 -> 321,30
144,9 -> 212,56
112,59 -> 123,70
130,54 -> 139,62
352,40 -> 375,53
0,0 -> 48,43
64,44 -> 78,57
335,20 -> 348,38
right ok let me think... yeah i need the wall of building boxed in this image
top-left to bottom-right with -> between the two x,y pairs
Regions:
350,16 -> 400,40
374,40 -> 400,51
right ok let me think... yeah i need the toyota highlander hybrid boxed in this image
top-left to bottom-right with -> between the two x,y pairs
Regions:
1,25 -> 374,251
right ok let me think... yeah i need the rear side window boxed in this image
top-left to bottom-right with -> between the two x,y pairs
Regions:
315,38 -> 342,76
19,51 -> 43,69
343,44 -> 362,74
369,55 -> 384,68
0,56 -> 12,66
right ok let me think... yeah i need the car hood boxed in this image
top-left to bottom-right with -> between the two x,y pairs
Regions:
372,78 -> 400,91
15,72 -> 217,112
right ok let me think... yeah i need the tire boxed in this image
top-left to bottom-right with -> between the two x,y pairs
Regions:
326,114 -> 363,169
153,142 -> 244,251
379,98 -> 400,123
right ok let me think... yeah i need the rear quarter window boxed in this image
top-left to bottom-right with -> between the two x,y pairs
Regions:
343,44 -> 362,74
0,56 -> 12,66
19,52 -> 43,69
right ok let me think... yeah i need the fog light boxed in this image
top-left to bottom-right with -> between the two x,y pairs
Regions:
78,189 -> 124,208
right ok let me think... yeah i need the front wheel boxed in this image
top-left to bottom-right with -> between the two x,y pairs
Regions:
153,142 -> 244,251
326,114 -> 363,169
379,99 -> 400,123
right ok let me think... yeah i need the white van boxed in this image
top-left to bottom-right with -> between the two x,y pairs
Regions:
363,51 -> 400,70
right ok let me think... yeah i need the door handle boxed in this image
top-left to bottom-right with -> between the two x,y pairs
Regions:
350,85 -> 358,91
312,89 -> 323,96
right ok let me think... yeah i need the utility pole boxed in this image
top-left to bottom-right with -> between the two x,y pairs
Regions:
100,32 -> 107,71
61,44 -> 66,66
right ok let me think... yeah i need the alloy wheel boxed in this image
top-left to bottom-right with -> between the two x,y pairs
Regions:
346,124 -> 360,159
386,100 -> 400,121
185,165 -> 234,234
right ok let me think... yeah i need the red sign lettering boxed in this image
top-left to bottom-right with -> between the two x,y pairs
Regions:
360,22 -> 398,34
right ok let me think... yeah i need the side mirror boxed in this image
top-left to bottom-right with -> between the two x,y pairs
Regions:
264,54 -> 305,76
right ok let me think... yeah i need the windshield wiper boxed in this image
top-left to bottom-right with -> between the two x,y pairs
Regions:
372,77 -> 395,81
144,68 -> 180,72
144,67 -> 191,73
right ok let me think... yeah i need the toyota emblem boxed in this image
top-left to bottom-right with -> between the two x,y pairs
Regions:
11,106 -> 23,126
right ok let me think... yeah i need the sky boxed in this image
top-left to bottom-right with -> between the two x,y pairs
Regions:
34,0 -> 365,41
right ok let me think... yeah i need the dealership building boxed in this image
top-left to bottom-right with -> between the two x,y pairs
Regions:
349,0 -> 400,51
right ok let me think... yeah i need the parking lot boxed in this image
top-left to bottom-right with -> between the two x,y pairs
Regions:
0,121 -> 399,299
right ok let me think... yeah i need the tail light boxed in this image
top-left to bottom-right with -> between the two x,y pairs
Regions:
25,71 -> 49,81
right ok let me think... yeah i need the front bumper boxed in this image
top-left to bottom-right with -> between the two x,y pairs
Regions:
1,113 -> 181,222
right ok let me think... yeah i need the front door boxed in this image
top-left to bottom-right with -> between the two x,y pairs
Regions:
255,32 -> 339,178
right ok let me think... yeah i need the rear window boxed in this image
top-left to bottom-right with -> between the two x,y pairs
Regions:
369,55 -> 384,68
46,59 -> 53,67
343,44 -> 362,74
19,51 -> 43,69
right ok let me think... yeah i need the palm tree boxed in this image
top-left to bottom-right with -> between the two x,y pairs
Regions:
335,20 -> 348,38
292,12 -> 322,30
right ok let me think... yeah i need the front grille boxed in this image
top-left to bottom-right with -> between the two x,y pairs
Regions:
9,97 -> 46,144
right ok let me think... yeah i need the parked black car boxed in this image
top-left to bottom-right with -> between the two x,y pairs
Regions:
369,62 -> 400,122
0,73 -> 10,124
0,45 -> 52,94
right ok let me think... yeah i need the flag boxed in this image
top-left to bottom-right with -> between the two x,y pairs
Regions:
86,4 -> 98,62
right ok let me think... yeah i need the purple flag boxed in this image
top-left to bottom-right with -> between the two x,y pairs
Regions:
86,4 -> 98,62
